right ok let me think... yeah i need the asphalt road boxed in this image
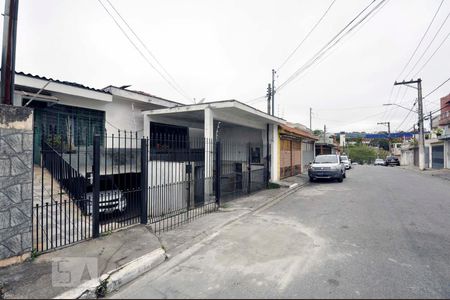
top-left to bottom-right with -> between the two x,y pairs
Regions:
112,165 -> 450,299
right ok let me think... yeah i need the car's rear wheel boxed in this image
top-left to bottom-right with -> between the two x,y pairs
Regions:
337,175 -> 343,182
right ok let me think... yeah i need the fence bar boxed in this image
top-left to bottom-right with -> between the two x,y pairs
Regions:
140,138 -> 148,224
215,141 -> 221,207
92,134 -> 100,238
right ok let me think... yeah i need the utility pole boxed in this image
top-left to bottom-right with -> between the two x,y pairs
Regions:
394,79 -> 425,170
309,107 -> 312,130
271,69 -> 276,116
323,124 -> 326,143
377,121 -> 391,154
265,83 -> 271,184
429,111 -> 433,134
0,0 -> 19,105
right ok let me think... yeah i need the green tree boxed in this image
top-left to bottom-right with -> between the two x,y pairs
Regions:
348,145 -> 377,164
313,129 -> 323,136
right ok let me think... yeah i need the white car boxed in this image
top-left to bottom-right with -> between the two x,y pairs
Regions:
308,155 -> 346,182
374,158 -> 385,166
79,190 -> 127,215
340,155 -> 351,170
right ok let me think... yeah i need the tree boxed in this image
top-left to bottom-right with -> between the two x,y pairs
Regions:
369,138 -> 389,151
313,129 -> 323,136
348,144 -> 377,164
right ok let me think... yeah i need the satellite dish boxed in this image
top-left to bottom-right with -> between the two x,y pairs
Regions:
198,98 -> 206,104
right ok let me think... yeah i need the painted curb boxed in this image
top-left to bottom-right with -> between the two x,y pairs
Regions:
54,248 -> 166,299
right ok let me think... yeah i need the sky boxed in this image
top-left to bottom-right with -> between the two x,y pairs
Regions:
3,0 -> 450,133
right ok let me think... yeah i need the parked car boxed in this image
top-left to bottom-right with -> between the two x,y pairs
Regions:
384,156 -> 400,166
374,158 -> 385,166
308,154 -> 346,183
78,190 -> 127,215
340,155 -> 351,170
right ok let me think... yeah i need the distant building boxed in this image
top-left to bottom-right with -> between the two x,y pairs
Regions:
437,93 -> 450,169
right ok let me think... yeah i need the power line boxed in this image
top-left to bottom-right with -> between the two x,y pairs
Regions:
394,100 -> 417,131
277,0 -> 385,92
395,0 -> 445,80
403,10 -> 450,79
424,76 -> 450,99
277,0 -> 337,72
104,0 -> 192,102
96,0 -> 192,102
413,30 -> 450,78
288,0 -> 390,89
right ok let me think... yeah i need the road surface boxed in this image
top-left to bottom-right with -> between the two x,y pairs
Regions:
111,165 -> 450,298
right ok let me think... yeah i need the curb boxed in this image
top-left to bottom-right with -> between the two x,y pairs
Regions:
56,181 -> 308,299
54,248 -> 166,299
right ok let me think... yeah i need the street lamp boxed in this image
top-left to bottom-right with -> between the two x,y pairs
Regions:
382,103 -> 418,113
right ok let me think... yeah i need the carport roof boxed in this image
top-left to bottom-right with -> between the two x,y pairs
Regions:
142,100 -> 286,125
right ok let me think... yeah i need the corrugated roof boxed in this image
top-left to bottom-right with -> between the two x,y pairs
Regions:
279,124 -> 319,140
103,85 -> 183,106
16,71 -> 110,94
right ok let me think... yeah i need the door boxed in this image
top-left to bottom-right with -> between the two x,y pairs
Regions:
292,141 -> 302,176
432,145 -> 444,169
280,139 -> 291,179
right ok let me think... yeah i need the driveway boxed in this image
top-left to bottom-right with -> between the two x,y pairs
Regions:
111,165 -> 450,298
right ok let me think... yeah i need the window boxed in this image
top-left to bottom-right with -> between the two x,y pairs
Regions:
251,147 -> 261,164
150,122 -> 189,151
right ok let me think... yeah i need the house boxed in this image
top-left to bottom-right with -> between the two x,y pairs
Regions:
315,132 -> 339,156
278,123 -> 318,179
141,100 -> 284,210
438,93 -> 450,169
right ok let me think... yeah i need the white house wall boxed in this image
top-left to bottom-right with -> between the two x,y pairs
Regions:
40,93 -> 166,149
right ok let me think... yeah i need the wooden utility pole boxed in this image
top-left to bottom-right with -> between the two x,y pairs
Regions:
271,69 -> 276,116
429,111 -> 433,134
0,0 -> 19,105
394,79 -> 425,170
266,83 -> 271,115
309,107 -> 312,130
377,121 -> 391,154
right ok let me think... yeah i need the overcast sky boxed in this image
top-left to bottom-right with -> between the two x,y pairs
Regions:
4,0 -> 450,133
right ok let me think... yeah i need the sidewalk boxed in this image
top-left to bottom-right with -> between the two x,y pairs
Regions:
0,174 -> 309,299
157,174 -> 309,260
400,166 -> 450,182
0,225 -> 162,299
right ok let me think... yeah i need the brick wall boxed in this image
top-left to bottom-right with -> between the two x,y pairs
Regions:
0,104 -> 33,261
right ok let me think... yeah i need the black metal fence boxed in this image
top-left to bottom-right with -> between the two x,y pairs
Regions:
146,134 -> 270,233
33,128 -> 270,252
33,129 -> 146,253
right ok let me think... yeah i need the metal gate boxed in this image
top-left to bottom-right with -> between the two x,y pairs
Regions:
147,135 -> 270,233
33,128 -> 147,253
280,138 -> 301,179
33,129 -> 271,250
432,145 -> 444,169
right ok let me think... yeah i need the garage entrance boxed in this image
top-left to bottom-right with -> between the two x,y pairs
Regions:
432,145 -> 444,169
280,138 -> 302,179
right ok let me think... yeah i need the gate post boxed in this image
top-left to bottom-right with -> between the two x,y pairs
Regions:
247,143 -> 251,195
92,134 -> 100,238
215,141 -> 221,207
140,138 -> 149,224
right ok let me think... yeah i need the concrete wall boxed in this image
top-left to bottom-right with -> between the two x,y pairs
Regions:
302,141 -> 315,173
0,105 -> 33,262
401,148 -> 414,166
